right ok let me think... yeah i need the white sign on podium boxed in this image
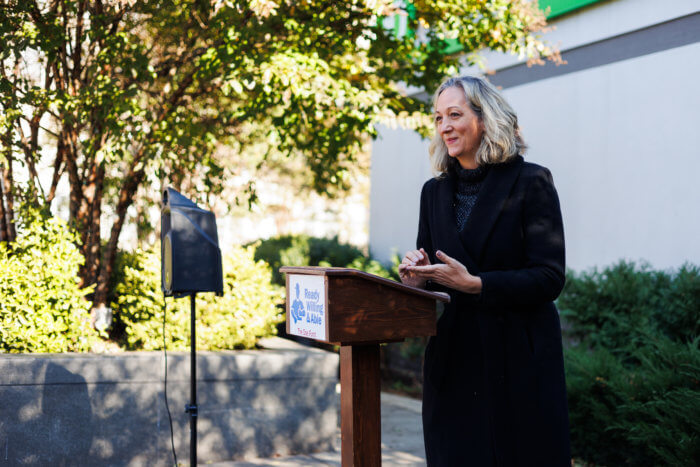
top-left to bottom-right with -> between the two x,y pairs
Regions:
287,274 -> 327,341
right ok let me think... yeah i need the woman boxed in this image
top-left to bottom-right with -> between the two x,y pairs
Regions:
399,76 -> 570,466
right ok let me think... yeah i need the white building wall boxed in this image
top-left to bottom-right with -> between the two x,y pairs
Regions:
369,0 -> 700,271
368,126 -> 431,260
505,42 -> 700,270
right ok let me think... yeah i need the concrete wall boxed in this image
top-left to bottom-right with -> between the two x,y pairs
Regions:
369,0 -> 700,271
500,42 -> 700,270
0,338 -> 338,466
369,127 -> 431,261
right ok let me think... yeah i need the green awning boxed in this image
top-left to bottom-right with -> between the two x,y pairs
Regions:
388,0 -> 608,55
541,0 -> 607,19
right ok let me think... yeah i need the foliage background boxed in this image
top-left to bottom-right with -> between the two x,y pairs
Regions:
108,245 -> 283,351
559,262 -> 700,466
0,205 -> 97,352
0,0 -> 558,309
249,234 -> 398,286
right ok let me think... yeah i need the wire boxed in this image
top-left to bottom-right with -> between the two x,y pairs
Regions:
163,298 -> 179,467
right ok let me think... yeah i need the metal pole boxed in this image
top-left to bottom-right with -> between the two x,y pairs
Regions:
186,293 -> 198,466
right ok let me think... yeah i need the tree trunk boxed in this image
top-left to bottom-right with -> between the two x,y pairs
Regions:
62,128 -> 95,288
92,167 -> 145,308
1,159 -> 16,243
84,166 -> 104,287
0,166 -> 9,243
75,162 -> 105,290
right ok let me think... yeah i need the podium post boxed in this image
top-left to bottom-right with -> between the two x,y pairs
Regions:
280,267 -> 449,467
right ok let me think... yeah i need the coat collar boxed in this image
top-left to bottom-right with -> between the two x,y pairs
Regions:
435,156 -> 523,269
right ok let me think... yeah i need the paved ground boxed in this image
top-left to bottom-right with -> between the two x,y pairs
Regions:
207,392 -> 426,466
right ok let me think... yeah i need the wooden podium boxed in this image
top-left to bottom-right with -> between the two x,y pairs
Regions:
280,266 -> 449,467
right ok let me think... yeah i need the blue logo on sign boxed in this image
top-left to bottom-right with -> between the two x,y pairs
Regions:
291,282 -> 305,324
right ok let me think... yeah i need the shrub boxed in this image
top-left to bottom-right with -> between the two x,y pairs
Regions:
560,261 -> 700,465
346,255 -> 397,280
250,234 -> 397,285
109,245 -> 283,351
566,337 -> 700,466
558,261 -> 699,351
655,263 -> 700,343
0,206 -> 97,353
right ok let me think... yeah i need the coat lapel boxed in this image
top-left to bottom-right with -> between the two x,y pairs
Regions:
459,155 -> 524,264
434,174 -> 480,274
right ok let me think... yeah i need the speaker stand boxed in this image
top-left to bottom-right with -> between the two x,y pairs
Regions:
184,293 -> 198,466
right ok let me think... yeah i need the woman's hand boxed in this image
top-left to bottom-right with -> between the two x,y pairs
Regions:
398,248 -> 431,288
404,250 -> 482,294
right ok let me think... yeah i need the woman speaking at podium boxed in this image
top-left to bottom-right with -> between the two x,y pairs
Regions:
399,76 -> 570,466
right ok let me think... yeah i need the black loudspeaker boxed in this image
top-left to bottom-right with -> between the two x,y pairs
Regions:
161,188 -> 223,297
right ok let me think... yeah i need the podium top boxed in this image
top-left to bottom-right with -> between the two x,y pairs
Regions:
280,266 -> 450,303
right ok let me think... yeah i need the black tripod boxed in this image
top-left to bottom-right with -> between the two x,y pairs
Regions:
185,293 -> 198,467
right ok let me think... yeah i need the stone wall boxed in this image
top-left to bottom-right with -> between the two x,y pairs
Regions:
0,338 -> 338,466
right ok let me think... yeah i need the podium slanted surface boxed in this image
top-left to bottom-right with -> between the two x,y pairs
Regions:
281,266 -> 447,345
281,266 -> 449,467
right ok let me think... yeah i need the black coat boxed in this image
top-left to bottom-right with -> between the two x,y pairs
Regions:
418,156 -> 571,466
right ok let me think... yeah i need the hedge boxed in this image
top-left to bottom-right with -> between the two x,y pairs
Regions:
249,234 -> 397,286
108,245 -> 283,351
559,261 -> 700,466
0,206 -> 97,353
1,206 -> 284,352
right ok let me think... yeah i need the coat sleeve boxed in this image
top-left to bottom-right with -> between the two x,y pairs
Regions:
478,167 -> 566,308
416,180 -> 446,293
416,181 -> 434,257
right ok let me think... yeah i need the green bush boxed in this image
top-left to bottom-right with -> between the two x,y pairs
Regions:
655,263 -> 700,343
346,255 -> 398,280
250,234 -> 397,285
559,261 -> 699,351
560,261 -> 700,465
566,337 -> 700,466
0,206 -> 97,353
109,245 -> 283,351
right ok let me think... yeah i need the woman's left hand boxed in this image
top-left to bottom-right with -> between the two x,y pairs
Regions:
406,250 -> 482,294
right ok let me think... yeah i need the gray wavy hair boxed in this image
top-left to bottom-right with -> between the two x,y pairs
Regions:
429,76 -> 527,176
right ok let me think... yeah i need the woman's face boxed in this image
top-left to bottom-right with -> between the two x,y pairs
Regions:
435,86 -> 483,169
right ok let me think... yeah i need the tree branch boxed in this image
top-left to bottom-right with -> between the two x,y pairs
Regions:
18,116 -> 59,138
46,139 -> 65,205
14,117 -> 45,199
72,0 -> 86,86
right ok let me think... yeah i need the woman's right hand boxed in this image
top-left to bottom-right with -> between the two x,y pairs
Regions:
398,248 -> 431,288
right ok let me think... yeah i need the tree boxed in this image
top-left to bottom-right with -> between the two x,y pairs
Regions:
0,0 -> 559,311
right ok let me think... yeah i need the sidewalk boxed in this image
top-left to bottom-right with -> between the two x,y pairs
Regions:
208,392 -> 426,466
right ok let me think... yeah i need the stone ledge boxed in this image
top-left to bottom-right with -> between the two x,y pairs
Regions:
0,338 -> 339,466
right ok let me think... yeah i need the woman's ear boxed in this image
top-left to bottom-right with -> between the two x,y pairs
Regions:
478,117 -> 485,132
